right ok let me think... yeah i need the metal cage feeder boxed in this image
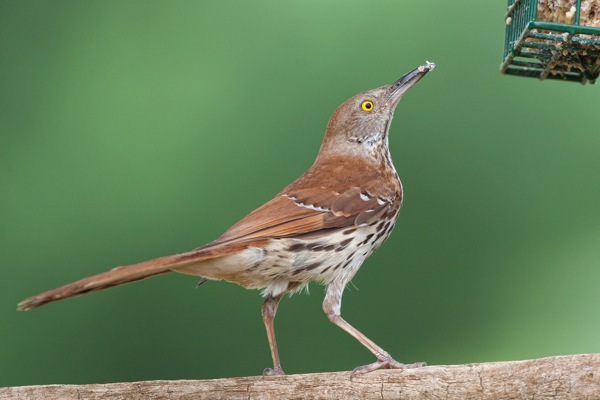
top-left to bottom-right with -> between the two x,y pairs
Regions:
501,0 -> 600,84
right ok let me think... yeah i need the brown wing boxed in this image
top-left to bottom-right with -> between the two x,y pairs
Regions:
214,186 -> 394,244
213,153 -> 402,246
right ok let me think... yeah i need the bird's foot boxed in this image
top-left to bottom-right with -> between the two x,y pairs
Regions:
263,367 -> 286,377
350,355 -> 426,379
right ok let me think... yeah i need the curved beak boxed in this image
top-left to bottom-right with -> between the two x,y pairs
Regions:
388,61 -> 435,106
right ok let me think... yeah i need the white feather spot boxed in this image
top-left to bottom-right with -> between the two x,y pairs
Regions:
296,202 -> 327,212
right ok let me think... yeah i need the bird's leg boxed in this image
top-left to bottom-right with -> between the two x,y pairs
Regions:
323,281 -> 426,378
261,294 -> 286,376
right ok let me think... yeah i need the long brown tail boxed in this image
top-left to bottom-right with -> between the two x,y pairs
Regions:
17,240 -> 263,311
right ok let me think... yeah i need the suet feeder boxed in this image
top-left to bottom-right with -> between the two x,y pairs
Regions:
501,0 -> 600,83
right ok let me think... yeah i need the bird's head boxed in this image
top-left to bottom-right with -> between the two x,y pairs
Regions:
318,62 -> 434,161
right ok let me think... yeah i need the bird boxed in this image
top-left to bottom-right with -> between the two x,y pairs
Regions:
18,62 -> 435,377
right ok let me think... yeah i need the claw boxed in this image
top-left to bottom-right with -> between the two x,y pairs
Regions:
263,367 -> 286,377
350,356 -> 426,380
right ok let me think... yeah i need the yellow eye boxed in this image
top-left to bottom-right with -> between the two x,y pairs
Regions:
361,100 -> 374,112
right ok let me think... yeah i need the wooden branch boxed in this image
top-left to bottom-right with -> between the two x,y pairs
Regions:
1,354 -> 598,400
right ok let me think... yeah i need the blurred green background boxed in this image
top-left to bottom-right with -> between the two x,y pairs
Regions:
2,0 -> 599,387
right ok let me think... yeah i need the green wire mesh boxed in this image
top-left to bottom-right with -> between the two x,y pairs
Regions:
501,0 -> 600,84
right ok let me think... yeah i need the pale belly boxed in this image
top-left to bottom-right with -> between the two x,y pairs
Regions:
174,220 -> 396,298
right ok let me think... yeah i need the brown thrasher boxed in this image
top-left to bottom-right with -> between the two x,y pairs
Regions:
18,62 -> 435,376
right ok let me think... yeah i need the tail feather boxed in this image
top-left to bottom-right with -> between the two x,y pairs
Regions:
17,239 -> 266,311
17,252 -> 190,311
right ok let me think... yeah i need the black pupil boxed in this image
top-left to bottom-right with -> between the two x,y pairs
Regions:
365,102 -> 371,109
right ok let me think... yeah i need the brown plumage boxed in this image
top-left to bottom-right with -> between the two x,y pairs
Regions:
18,62 -> 435,376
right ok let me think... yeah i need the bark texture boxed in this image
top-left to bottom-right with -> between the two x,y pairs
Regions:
1,354 -> 598,400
